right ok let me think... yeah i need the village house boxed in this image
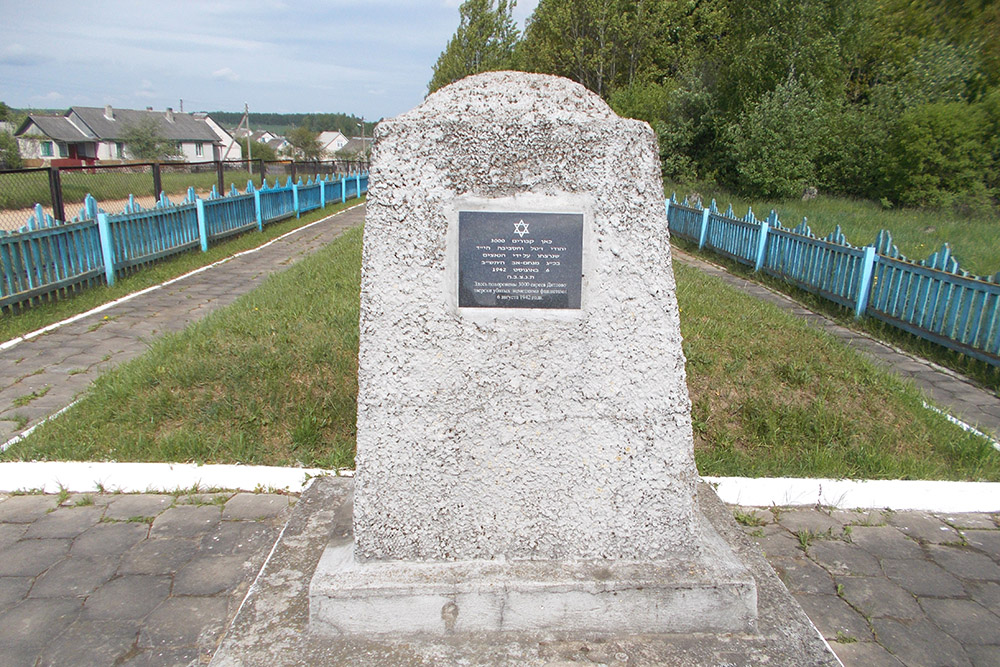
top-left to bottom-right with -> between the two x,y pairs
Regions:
15,105 -> 241,166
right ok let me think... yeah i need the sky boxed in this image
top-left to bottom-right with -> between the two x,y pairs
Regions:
0,0 -> 539,122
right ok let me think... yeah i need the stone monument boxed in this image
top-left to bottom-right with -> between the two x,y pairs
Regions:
309,71 -> 757,635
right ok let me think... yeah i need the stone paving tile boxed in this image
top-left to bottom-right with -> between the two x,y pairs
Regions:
36,619 -> 140,667
0,488 -> 297,666
965,529 -> 1000,556
28,555 -> 118,598
966,645 -> 1000,666
871,617 -> 973,667
103,493 -> 174,521
829,640 -> 906,666
809,538 -> 883,577
81,574 -> 172,620
118,537 -> 199,575
149,504 -> 221,538
849,524 -> 926,560
172,554 -> 251,595
919,597 -> 1000,646
767,555 -> 838,595
0,494 -> 57,522
138,595 -> 228,649
222,492 -> 294,520
0,538 -> 71,576
791,591 -> 874,642
0,598 -> 82,663
775,508 -> 845,535
882,558 -> 967,597
925,544 -> 1000,582
887,511 -> 965,545
836,575 -> 925,620
967,581 -> 1000,612
22,505 -> 103,538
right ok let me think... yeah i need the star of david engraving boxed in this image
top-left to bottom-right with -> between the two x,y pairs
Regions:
513,219 -> 530,237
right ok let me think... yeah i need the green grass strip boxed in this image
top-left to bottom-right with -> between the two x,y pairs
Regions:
0,197 -> 365,343
4,225 -> 998,481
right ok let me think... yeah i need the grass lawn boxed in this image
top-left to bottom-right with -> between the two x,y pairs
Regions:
668,183 -> 1000,278
0,197 -> 366,343
3,221 -> 998,481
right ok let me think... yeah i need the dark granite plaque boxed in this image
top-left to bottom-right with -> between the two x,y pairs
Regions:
458,211 -> 583,309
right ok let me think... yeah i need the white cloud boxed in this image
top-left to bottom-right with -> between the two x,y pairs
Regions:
212,67 -> 241,82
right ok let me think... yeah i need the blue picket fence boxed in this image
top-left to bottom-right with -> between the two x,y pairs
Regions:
666,195 -> 1000,367
0,172 -> 368,311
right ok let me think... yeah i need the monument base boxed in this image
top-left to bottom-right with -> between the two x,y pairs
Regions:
209,478 -> 840,666
309,513 -> 756,636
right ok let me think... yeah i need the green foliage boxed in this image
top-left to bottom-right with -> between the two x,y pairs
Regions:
429,0 -> 519,94
235,137 -> 277,162
886,102 -> 992,209
120,117 -> 179,161
478,0 -> 1000,211
285,127 -> 322,161
208,111 -> 375,137
0,131 -> 22,169
724,76 -> 823,199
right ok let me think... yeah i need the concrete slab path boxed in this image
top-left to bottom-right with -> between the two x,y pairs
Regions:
0,203 -> 365,446
1,485 -> 995,665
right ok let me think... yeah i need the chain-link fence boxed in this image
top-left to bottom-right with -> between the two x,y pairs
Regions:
0,168 -> 55,230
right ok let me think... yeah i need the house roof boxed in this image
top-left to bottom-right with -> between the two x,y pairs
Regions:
317,130 -> 345,146
70,107 -> 220,142
337,137 -> 372,155
18,115 -> 91,142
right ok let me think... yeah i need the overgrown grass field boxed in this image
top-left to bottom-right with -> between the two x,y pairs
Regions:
3,222 -> 998,481
670,184 -> 1000,277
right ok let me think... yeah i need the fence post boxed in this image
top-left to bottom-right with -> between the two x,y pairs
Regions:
319,178 -> 326,208
341,176 -> 347,204
195,197 -> 208,252
754,220 -> 770,272
664,199 -> 671,226
290,161 -> 297,183
355,172 -> 361,198
292,180 -> 300,218
215,160 -> 224,195
48,167 -> 65,222
96,212 -> 116,286
698,207 -> 710,249
152,162 -> 162,199
254,189 -> 263,231
854,245 -> 877,319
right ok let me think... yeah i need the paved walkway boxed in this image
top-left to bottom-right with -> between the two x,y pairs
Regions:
740,504 -> 1000,666
672,248 -> 1000,440
0,490 -> 295,666
0,488 -> 996,666
0,204 -> 365,445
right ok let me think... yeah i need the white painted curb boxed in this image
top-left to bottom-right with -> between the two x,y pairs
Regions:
0,461 -> 348,494
705,476 -> 1000,513
1,461 -> 996,512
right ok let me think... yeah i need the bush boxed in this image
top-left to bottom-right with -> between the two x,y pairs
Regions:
724,76 -> 821,199
885,102 -> 992,209
0,131 -> 21,169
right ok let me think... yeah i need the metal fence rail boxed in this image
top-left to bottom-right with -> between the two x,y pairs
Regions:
666,194 -> 997,367
0,172 -> 368,312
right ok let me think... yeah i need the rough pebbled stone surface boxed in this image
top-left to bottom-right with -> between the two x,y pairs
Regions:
355,71 -> 700,562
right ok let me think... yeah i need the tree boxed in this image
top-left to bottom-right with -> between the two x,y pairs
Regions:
428,0 -> 519,93
286,127 -> 322,161
235,137 -> 278,162
120,117 -> 179,161
0,131 -> 21,169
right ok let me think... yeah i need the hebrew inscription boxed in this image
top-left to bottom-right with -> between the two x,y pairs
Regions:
458,210 -> 583,309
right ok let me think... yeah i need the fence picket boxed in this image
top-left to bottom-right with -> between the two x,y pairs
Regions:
667,198 -> 1000,366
